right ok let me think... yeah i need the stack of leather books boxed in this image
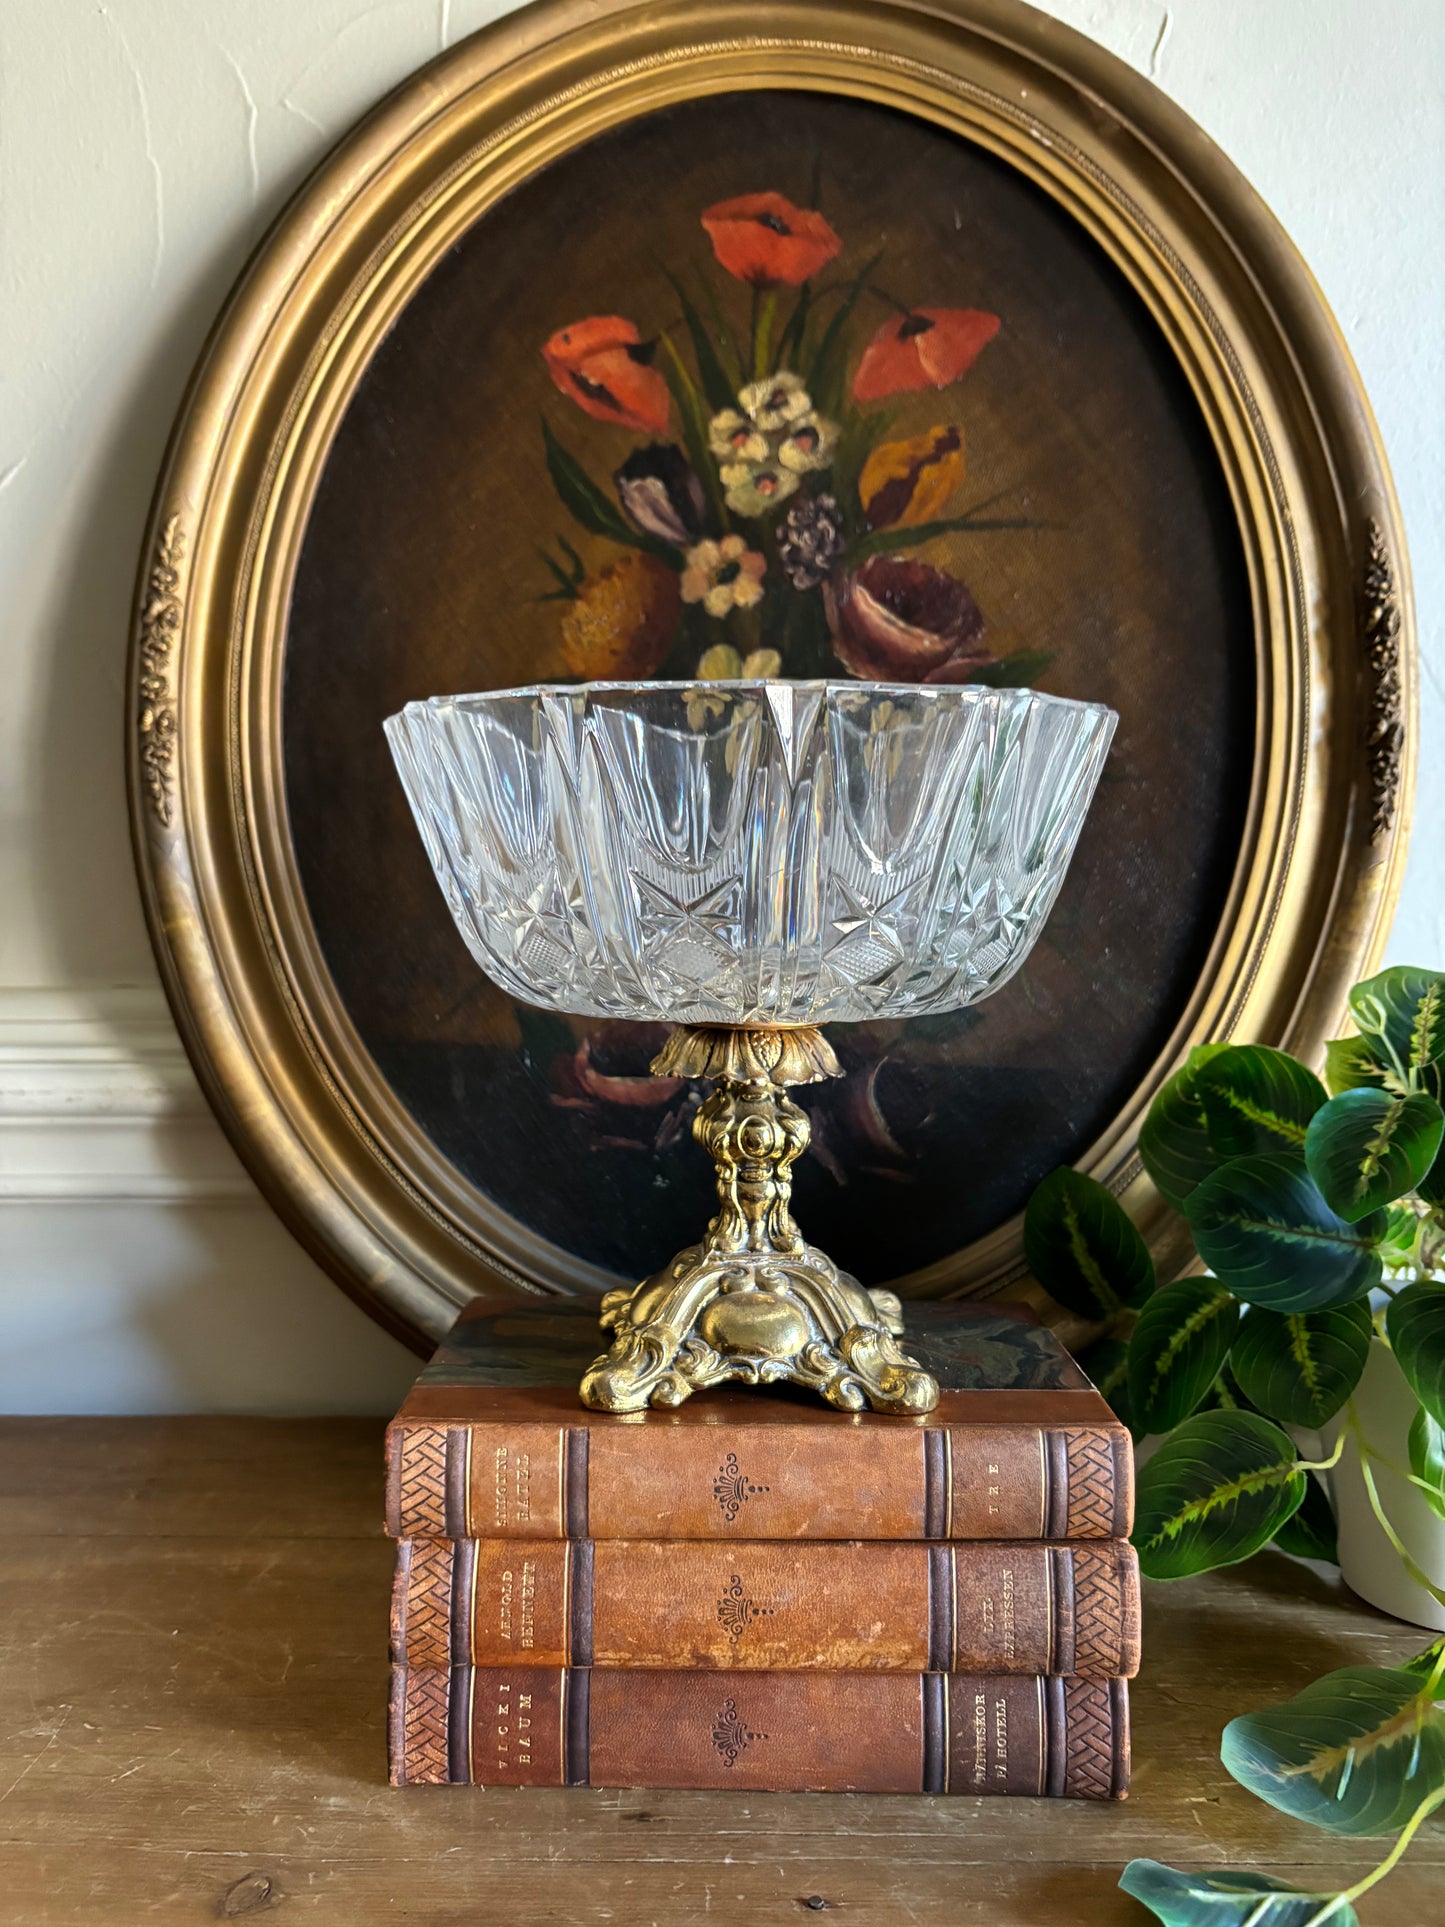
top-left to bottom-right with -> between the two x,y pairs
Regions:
386,1300 -> 1138,1796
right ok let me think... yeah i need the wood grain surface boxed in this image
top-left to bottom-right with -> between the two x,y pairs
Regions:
1,1417 -> 1439,1925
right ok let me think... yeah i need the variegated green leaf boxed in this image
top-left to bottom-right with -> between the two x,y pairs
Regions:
1077,1334 -> 1133,1434
1126,1279 -> 1239,1436
1133,1410 -> 1304,1580
1118,1860 -> 1357,1927
1408,1407 -> 1445,1523
1023,1167 -> 1154,1319
1138,1044 -> 1231,1210
1324,1034 -> 1388,1097
1273,1474 -> 1339,1564
1227,1303 -> 1373,1428
1386,1282 -> 1445,1429
1185,1154 -> 1384,1313
1221,1665 -> 1445,1835
1305,1089 -> 1444,1221
1349,966 -> 1445,1078
1195,1046 -> 1327,1162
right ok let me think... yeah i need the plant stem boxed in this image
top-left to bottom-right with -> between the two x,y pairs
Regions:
1296,1432 -> 1349,1475
1322,1782 -> 1445,1918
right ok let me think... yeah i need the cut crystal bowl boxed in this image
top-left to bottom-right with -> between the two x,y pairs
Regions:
385,680 -> 1117,1028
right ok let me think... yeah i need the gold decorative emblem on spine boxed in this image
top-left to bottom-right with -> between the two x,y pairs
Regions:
136,514 -> 186,826
1362,518 -> 1403,843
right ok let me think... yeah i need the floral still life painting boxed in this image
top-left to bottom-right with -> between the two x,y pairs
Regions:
533,184 -> 1045,694
283,92 -> 1255,1297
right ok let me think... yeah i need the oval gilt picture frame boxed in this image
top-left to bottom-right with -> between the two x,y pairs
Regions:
128,0 -> 1416,1353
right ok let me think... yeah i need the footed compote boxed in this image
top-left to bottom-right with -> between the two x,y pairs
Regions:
386,679 -> 1116,1416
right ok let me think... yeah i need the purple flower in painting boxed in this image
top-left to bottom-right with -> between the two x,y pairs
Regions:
824,555 -> 993,683
778,493 -> 847,591
614,444 -> 707,547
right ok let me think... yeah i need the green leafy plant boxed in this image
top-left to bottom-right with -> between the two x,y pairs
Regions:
1024,965 -> 1445,1923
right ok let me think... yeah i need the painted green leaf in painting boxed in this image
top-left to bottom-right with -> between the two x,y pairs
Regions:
1386,1282 -> 1445,1429
1227,1302 -> 1373,1428
1221,1665 -> 1445,1835
660,268 -> 738,415
1023,1167 -> 1154,1319
1184,1154 -> 1384,1314
1273,1474 -> 1339,1564
1304,1088 -> 1445,1222
1125,1279 -> 1240,1437
1408,1407 -> 1445,1524
1349,966 -> 1445,1077
1133,1409 -> 1305,1581
1137,1043 -> 1231,1210
541,420 -> 680,563
1194,1045 -> 1327,1162
1117,1860 -> 1357,1927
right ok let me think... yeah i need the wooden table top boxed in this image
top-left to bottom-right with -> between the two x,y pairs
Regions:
2,1417 -> 1439,1925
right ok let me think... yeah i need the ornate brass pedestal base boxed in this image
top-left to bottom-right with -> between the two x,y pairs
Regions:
579,1024 -> 939,1417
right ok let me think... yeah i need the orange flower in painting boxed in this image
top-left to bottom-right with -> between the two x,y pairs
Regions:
701,192 -> 842,287
859,426 -> 965,530
852,308 -> 1000,403
542,316 -> 672,434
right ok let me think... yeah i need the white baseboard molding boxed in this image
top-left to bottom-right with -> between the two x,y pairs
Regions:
0,985 -> 254,1201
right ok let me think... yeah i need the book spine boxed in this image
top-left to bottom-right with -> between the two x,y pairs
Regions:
389,1664 -> 1130,1798
392,1538 -> 1140,1678
384,1418 -> 1131,1542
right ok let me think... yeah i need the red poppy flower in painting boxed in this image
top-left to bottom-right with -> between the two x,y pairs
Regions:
701,192 -> 842,287
542,316 -> 672,434
851,307 -> 1001,403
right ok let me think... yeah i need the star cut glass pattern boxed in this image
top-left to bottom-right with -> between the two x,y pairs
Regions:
384,680 -> 1117,1027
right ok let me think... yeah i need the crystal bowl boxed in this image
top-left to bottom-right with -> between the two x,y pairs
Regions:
385,680 -> 1117,1027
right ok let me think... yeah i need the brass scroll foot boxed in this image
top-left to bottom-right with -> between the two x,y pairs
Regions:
578,1025 -> 939,1418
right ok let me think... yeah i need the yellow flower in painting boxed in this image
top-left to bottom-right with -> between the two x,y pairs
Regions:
686,645 -> 781,731
859,425 -> 965,530
695,643 -> 782,680
681,535 -> 767,618
560,552 -> 681,678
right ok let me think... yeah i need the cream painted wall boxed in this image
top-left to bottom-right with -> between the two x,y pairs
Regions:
0,0 -> 1440,1412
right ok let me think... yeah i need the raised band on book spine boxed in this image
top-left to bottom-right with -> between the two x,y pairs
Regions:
921,1672 -> 946,1793
563,1668 -> 590,1785
926,1545 -> 954,1672
1044,1429 -> 1069,1540
445,1427 -> 467,1539
568,1539 -> 595,1667
1049,1544 -> 1075,1676
564,1428 -> 589,1539
922,1431 -> 947,1539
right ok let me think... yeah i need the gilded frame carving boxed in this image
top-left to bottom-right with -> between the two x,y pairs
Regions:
127,0 -> 1416,1352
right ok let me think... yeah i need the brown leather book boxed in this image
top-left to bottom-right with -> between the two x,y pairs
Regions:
392,1536 -> 1140,1678
390,1664 -> 1130,1797
386,1301 -> 1130,1542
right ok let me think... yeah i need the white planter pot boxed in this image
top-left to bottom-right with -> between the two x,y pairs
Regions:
1326,1339 -> 1445,1632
